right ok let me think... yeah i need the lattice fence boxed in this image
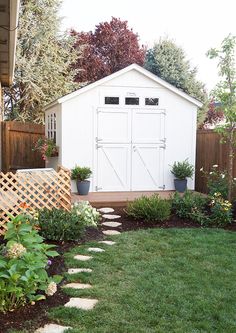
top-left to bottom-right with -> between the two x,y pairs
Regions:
0,167 -> 71,235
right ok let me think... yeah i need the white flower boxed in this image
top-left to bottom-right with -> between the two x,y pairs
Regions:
200,167 -> 204,171
7,243 -> 26,259
221,174 -> 225,178
209,172 -> 213,175
45,282 -> 57,296
212,164 -> 218,168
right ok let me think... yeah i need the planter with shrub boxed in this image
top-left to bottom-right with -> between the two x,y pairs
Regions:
171,159 -> 194,192
71,166 -> 92,195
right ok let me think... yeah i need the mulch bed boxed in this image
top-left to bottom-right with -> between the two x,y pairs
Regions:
1,207 -> 236,332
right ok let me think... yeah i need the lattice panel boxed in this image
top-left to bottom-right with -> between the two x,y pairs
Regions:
0,167 -> 71,234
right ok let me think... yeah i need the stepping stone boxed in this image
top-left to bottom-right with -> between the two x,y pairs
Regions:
74,254 -> 92,261
98,207 -> 115,214
65,297 -> 98,310
102,221 -> 122,228
68,268 -> 92,274
102,214 -> 121,220
102,230 -> 121,236
99,240 -> 116,245
63,283 -> 92,289
35,324 -> 71,333
87,247 -> 105,253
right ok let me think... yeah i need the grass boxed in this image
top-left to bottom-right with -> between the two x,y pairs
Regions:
44,228 -> 236,333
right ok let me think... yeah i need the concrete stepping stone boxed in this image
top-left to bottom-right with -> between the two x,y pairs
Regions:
35,324 -> 71,333
99,240 -> 116,245
68,268 -> 92,274
74,254 -> 92,261
98,207 -> 114,214
102,214 -> 121,220
102,221 -> 122,228
87,247 -> 105,253
65,297 -> 98,310
63,283 -> 92,289
102,230 -> 121,236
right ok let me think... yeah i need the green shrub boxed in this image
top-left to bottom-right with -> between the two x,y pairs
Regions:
171,159 -> 194,179
126,195 -> 171,222
172,191 -> 209,225
71,166 -> 92,181
37,202 -> 99,241
209,192 -> 233,226
0,214 -> 60,313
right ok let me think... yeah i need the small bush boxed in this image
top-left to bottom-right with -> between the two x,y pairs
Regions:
0,214 -> 60,313
172,191 -> 209,225
37,202 -> 99,241
71,166 -> 92,181
171,159 -> 194,179
209,192 -> 232,226
126,195 -> 171,222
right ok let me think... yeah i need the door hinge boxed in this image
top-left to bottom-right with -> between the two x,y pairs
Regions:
96,144 -> 102,149
95,137 -> 103,142
158,185 -> 165,190
160,144 -> 166,149
95,186 -> 102,191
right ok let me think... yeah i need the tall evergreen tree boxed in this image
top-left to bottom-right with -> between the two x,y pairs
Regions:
145,38 -> 207,102
4,0 -> 80,123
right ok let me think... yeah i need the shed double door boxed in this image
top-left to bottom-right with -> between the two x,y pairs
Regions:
96,107 -> 165,191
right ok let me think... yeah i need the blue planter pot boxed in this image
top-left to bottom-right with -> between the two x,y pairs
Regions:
174,179 -> 187,193
77,180 -> 90,195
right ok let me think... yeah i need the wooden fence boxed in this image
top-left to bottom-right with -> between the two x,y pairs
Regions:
0,167 -> 71,234
1,121 -> 45,172
195,129 -> 235,193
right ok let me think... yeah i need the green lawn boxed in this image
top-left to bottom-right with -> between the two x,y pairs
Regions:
45,228 -> 236,333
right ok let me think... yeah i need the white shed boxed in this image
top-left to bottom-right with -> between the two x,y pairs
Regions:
44,64 -> 202,193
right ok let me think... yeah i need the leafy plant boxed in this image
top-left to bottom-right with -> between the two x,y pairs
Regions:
172,191 -> 209,225
209,192 -> 232,226
33,137 -> 58,160
37,203 -> 99,241
0,214 -> 60,313
126,195 -> 171,222
71,166 -> 92,181
171,159 -> 194,179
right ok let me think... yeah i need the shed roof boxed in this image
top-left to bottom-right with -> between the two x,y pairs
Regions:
44,64 -> 203,110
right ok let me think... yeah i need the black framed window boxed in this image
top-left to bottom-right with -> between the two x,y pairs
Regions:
145,98 -> 159,106
125,97 -> 139,105
105,97 -> 119,105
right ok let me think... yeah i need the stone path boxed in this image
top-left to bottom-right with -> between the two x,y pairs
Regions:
65,297 -> 98,310
74,254 -> 92,261
87,247 -> 105,253
102,221 -> 122,228
102,230 -> 121,235
98,207 -> 114,214
35,324 -> 71,333
63,283 -> 92,289
68,268 -> 92,274
102,214 -> 121,220
99,240 -> 116,245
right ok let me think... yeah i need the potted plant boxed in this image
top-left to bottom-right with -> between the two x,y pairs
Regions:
71,165 -> 92,195
171,159 -> 194,192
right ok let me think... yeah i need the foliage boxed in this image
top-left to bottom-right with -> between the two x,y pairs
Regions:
37,203 -> 99,241
4,0 -> 80,123
171,159 -> 194,179
71,166 -> 92,181
126,195 -> 171,222
0,214 -> 60,313
207,34 -> 236,201
145,38 -> 207,102
33,137 -> 58,160
201,99 -> 225,128
200,165 -> 232,199
172,191 -> 209,225
72,17 -> 146,84
209,192 -> 232,226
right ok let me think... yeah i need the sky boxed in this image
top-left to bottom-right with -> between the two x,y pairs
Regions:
60,0 -> 236,92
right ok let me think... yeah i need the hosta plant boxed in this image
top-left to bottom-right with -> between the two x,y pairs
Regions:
72,201 -> 100,227
0,214 -> 61,313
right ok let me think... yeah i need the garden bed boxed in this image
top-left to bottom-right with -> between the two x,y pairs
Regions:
1,207 -> 236,332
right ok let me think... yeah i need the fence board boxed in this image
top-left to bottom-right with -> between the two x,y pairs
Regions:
195,129 -> 235,194
1,121 -> 45,172
0,167 -> 71,234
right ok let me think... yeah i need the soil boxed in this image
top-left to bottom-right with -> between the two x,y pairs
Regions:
1,207 -> 236,332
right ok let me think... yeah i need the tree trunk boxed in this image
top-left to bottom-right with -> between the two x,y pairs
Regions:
228,131 -> 234,201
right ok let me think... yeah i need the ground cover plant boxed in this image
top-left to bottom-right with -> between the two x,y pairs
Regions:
46,228 -> 236,333
126,194 -> 171,222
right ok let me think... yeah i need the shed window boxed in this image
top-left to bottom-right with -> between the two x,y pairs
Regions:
47,113 -> 56,142
105,97 -> 119,105
145,98 -> 159,106
125,97 -> 139,105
